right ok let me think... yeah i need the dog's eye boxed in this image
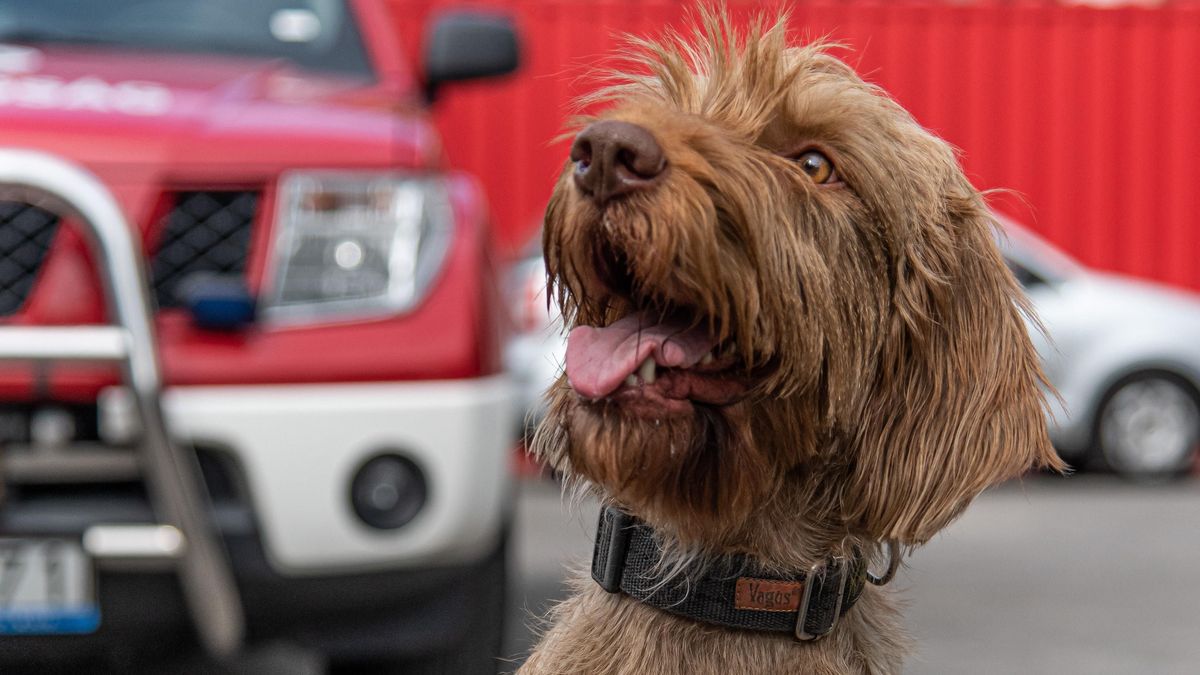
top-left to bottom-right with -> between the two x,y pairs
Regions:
795,150 -> 836,184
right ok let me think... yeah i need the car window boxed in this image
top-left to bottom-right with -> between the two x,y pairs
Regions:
0,0 -> 373,77
995,217 -> 1085,283
1006,258 -> 1046,289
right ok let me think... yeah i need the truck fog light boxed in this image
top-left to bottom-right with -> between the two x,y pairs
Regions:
349,454 -> 427,530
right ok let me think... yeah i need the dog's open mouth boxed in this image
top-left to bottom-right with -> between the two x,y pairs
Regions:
565,311 -> 755,417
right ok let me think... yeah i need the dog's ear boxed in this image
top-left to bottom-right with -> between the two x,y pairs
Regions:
843,156 -> 1066,546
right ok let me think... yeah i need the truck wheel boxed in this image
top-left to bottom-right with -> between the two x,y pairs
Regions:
1096,373 -> 1200,480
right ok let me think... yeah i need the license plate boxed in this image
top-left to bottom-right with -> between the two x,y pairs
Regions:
0,539 -> 99,634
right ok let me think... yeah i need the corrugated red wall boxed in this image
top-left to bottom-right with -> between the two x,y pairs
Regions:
388,1 -> 1200,291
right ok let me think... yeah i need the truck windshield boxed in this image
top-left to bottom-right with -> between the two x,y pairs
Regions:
0,0 -> 373,77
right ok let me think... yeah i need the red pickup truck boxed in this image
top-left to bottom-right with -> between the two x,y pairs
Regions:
0,0 -> 518,671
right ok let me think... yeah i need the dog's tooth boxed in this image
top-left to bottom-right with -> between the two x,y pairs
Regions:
624,374 -> 638,388
700,351 -> 714,365
639,357 -> 656,384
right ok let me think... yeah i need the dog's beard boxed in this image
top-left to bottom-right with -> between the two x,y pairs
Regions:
560,393 -> 783,535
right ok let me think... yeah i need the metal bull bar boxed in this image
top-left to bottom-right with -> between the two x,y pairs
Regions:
0,150 -> 243,656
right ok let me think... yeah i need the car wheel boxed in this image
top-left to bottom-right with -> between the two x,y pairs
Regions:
1096,373 -> 1200,479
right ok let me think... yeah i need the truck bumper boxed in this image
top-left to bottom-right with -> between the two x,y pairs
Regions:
132,376 -> 515,575
0,530 -> 509,668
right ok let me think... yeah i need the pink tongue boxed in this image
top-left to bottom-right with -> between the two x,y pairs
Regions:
565,312 -> 717,399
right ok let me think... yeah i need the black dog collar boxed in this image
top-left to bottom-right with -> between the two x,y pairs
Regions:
591,506 -> 869,641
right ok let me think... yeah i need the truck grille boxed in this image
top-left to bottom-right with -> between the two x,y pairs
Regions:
0,201 -> 61,317
150,191 -> 259,308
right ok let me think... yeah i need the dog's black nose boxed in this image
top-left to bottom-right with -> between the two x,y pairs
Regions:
570,120 -> 666,204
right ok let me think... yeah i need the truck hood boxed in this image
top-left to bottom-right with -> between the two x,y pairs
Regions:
0,43 -> 438,176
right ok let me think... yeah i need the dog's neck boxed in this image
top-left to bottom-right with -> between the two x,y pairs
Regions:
614,470 -> 874,572
520,573 -> 909,675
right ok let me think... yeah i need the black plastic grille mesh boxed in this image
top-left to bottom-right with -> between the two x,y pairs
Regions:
150,191 -> 258,308
0,202 -> 61,317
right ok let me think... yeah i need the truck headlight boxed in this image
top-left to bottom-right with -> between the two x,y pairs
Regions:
263,173 -> 455,322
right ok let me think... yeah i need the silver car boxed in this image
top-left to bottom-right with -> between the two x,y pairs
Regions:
1000,217 -> 1200,478
507,218 -> 1200,478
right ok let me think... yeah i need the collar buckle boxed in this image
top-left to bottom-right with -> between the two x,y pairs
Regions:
794,558 -> 848,642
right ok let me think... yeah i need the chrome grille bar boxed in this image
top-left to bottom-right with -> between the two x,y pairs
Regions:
0,149 -> 244,658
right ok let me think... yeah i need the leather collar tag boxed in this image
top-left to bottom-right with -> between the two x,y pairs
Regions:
734,577 -> 804,612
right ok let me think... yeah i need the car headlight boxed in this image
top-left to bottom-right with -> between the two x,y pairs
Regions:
263,172 -> 454,322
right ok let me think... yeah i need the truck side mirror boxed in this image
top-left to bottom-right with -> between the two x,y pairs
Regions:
423,12 -> 519,100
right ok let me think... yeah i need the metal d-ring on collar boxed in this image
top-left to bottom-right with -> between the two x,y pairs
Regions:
866,540 -> 901,587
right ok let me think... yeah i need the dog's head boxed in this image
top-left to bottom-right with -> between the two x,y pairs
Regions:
536,12 -> 1064,554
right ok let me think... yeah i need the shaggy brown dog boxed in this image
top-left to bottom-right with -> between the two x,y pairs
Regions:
522,11 -> 1064,675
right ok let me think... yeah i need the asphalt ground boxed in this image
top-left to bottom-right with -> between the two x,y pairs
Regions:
504,474 -> 1200,674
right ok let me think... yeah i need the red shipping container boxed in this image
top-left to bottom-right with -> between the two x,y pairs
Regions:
386,0 -> 1200,291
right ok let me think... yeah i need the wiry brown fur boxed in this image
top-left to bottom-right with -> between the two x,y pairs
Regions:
522,9 -> 1064,674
